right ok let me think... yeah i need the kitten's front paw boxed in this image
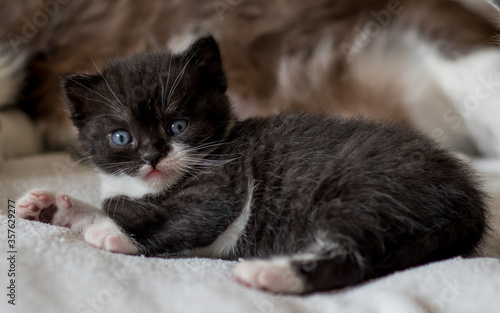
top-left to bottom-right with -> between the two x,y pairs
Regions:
235,259 -> 305,294
16,190 -> 72,224
84,222 -> 138,255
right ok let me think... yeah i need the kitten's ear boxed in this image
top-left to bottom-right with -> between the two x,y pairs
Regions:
61,74 -> 102,126
183,35 -> 227,91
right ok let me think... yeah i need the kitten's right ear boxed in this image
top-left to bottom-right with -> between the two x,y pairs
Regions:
183,35 -> 227,91
61,74 -> 102,125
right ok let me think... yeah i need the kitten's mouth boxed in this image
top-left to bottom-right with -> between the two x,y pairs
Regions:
145,168 -> 167,180
137,146 -> 189,188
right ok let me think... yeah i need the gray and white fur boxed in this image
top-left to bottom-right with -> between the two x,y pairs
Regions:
16,36 -> 488,294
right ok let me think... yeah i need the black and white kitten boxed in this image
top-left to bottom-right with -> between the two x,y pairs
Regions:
16,36 -> 488,294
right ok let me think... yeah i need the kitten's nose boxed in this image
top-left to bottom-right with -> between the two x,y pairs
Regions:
142,154 -> 162,167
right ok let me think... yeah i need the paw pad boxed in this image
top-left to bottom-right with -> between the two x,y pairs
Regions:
16,190 -> 56,222
58,195 -> 72,210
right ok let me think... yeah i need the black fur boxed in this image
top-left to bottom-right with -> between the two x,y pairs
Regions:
61,35 -> 488,293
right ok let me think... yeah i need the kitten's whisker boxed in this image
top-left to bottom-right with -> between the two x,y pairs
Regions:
166,50 -> 198,110
72,155 -> 93,164
98,161 -> 136,166
110,194 -> 122,220
159,72 -> 165,111
120,195 -> 126,220
162,56 -> 173,111
180,135 -> 219,149
190,142 -> 228,150
183,156 -> 237,164
65,78 -> 121,111
97,162 -> 137,171
89,56 -> 127,113
148,75 -> 156,110
183,141 -> 231,153
89,114 -> 125,119
78,94 -> 121,111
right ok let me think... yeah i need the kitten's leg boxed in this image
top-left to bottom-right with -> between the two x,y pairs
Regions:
235,252 -> 365,294
235,258 -> 307,294
16,190 -> 138,254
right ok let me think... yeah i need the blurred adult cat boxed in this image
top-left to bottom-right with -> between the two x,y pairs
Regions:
1,0 -> 500,158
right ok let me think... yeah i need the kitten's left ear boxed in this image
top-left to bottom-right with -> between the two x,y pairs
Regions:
61,74 -> 102,127
183,35 -> 227,91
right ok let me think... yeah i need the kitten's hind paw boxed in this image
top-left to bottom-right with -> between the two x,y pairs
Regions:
16,190 -> 72,224
235,259 -> 306,294
84,222 -> 138,255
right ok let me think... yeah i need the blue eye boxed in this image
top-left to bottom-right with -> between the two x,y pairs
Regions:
169,119 -> 188,135
111,130 -> 132,146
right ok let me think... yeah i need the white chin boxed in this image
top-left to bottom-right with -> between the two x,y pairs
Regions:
144,176 -> 171,189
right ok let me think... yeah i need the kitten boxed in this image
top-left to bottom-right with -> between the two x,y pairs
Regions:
2,0 -> 500,158
16,36 -> 488,294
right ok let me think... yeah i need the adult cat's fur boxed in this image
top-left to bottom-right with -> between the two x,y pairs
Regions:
16,36 -> 488,294
2,0 -> 500,157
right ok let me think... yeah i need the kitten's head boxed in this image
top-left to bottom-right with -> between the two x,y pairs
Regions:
61,35 -> 233,191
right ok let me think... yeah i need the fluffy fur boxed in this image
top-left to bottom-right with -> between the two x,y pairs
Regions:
16,36 -> 488,294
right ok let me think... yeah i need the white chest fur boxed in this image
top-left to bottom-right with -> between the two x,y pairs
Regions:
99,173 -> 164,201
186,178 -> 255,259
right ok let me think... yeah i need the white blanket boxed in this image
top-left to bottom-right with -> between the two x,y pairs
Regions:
1,153 -> 499,313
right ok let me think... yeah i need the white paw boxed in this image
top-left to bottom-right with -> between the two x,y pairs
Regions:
84,222 -> 138,255
234,259 -> 306,294
16,190 -> 72,225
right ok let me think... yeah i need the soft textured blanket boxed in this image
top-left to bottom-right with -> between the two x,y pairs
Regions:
1,153 -> 499,313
